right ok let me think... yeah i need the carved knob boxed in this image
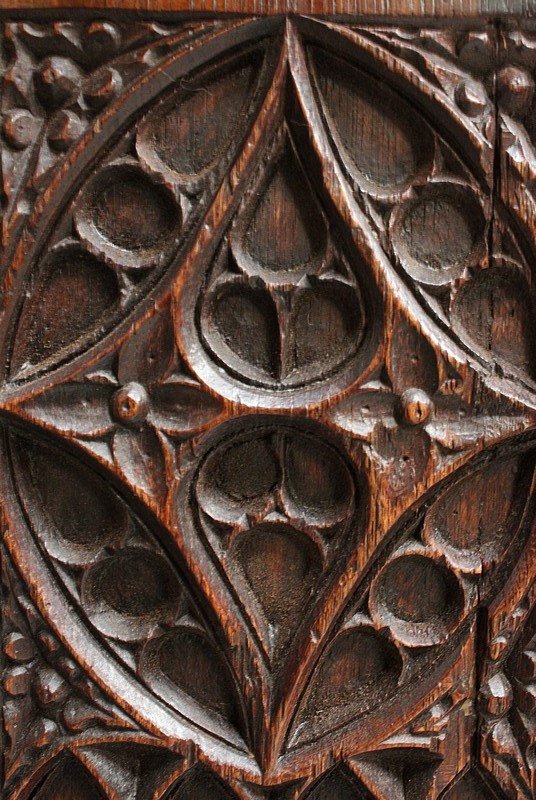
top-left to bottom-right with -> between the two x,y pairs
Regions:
399,388 -> 433,425
111,382 -> 150,427
497,65 -> 535,118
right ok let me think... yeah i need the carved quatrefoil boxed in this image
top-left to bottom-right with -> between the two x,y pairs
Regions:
1,14 -> 536,800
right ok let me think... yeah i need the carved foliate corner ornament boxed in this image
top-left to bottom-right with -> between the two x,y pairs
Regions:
1,11 -> 535,800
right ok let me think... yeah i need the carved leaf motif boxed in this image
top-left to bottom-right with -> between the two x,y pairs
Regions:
191,423 -> 358,665
2,16 -> 536,796
9,433 -> 246,745
4,29 -> 273,383
311,48 -> 435,198
136,47 -> 264,185
288,626 -> 403,748
423,453 -> 534,573
11,243 -> 119,378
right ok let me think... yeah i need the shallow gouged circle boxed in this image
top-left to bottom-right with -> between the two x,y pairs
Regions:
196,434 -> 280,526
81,548 -> 183,642
369,552 -> 465,647
282,433 -> 354,528
311,48 -> 435,200
287,278 -> 365,384
74,160 -> 181,270
204,278 -> 281,383
390,182 -> 486,286
451,259 -> 536,381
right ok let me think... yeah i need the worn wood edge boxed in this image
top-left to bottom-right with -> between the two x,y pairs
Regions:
1,0 -> 536,19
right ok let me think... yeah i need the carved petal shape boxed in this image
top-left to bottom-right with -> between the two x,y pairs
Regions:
140,627 -> 247,742
137,48 -> 264,185
287,279 -> 364,382
369,552 -> 465,646
230,522 -> 323,659
118,308 -> 176,387
423,453 -> 534,572
328,389 -> 395,439
208,278 -> 281,381
20,381 -> 114,438
112,426 -> 167,501
11,243 -> 119,379
231,135 -> 328,278
150,381 -> 223,436
12,435 -> 129,566
196,432 -> 280,526
81,548 -> 183,641
387,316 -> 439,395
288,627 -> 402,747
311,48 -> 434,198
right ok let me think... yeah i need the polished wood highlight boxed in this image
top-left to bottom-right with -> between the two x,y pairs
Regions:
1,8 -> 535,800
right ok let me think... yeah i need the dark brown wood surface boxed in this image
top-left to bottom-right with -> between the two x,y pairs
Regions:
1,6 -> 535,800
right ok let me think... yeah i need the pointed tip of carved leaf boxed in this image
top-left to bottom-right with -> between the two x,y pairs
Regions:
149,381 -> 223,436
118,308 -> 176,387
21,382 -> 115,438
112,426 -> 168,503
328,389 -> 394,439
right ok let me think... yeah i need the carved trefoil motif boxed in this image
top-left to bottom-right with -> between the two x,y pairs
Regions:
1,13 -> 535,800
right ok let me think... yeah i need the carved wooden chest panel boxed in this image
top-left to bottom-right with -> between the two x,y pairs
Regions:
1,3 -> 535,799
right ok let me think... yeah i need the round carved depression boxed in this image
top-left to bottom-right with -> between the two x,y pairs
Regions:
451,260 -> 536,381
196,425 -> 355,530
81,548 -> 182,642
370,552 -> 465,647
74,161 -> 181,269
390,183 -> 486,286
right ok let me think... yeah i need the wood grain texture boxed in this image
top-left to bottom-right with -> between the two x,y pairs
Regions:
1,8 -> 535,800
2,1 -> 536,17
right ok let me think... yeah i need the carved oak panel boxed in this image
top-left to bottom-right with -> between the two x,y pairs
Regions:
0,8 -> 535,800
